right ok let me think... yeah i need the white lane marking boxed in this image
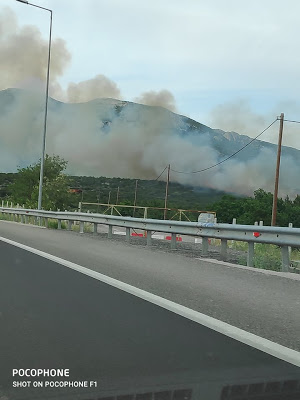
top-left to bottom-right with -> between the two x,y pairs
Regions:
1,235 -> 299,368
199,258 -> 300,281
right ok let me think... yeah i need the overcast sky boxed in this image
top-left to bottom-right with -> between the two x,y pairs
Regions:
1,0 -> 300,149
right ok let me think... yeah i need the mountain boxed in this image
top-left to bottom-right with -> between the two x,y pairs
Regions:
0,88 -> 299,197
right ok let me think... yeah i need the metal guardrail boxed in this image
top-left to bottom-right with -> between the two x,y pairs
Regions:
0,206 -> 299,273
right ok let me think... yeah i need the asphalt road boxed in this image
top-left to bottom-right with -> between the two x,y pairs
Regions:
0,220 -> 299,353
0,237 -> 299,400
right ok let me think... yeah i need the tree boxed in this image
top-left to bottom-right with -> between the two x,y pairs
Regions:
9,155 -> 71,210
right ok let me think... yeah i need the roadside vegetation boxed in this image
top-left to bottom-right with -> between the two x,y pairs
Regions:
0,155 -> 299,272
0,155 -> 299,227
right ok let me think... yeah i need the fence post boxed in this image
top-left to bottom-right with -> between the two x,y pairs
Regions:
171,233 -> 177,250
202,237 -> 209,256
259,221 -> 264,226
108,225 -> 113,239
221,239 -> 227,260
232,218 -> 236,224
281,246 -> 290,272
247,242 -> 254,267
126,227 -> 131,242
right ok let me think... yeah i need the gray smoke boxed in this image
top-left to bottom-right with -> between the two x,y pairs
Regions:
1,89 -> 299,199
0,8 -> 299,198
66,75 -> 122,103
0,7 -> 71,94
208,99 -> 300,151
135,90 -> 177,112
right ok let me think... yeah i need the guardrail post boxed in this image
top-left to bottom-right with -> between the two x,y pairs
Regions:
1,200 -> 3,207
202,237 -> 209,256
126,227 -> 131,242
247,242 -> 254,267
93,222 -> 97,235
44,218 -> 48,228
281,246 -> 290,272
232,218 -> 236,224
171,233 -> 176,250
221,239 -> 227,260
79,221 -> 84,234
25,215 -> 28,224
108,225 -> 113,239
288,223 -> 293,259
12,213 -> 16,222
57,220 -> 62,230
20,214 -> 24,224
147,230 -> 152,246
68,220 -> 73,231
34,216 -> 38,225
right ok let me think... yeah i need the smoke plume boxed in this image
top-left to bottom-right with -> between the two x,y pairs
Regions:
0,7 -> 71,95
0,8 -> 299,198
135,90 -> 177,112
67,75 -> 122,103
0,89 -> 299,199
208,99 -> 300,151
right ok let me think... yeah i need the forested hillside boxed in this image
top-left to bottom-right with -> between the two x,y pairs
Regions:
1,172 -> 299,226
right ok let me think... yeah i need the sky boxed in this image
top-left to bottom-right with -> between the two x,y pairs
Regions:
1,0 -> 300,152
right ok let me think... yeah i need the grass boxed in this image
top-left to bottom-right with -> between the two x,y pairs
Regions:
0,212 -> 10,221
230,241 -> 300,272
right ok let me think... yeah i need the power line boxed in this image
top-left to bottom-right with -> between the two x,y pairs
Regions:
136,166 -> 168,190
283,119 -> 300,124
170,119 -> 278,174
153,165 -> 168,181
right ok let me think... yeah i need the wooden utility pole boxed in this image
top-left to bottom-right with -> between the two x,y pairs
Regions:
133,180 -> 138,217
116,186 -> 120,205
271,113 -> 284,226
97,188 -> 100,213
164,164 -> 170,220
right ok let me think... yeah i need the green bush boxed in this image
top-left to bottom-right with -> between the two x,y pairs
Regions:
48,219 -> 67,230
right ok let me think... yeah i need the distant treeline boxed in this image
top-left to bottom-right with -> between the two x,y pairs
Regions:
0,173 -> 299,227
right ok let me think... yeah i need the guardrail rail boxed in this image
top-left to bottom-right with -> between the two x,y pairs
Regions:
0,205 -> 299,273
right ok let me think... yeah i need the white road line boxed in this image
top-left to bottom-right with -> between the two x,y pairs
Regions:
1,235 -> 299,368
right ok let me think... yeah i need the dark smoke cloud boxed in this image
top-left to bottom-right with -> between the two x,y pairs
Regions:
135,89 -> 177,112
